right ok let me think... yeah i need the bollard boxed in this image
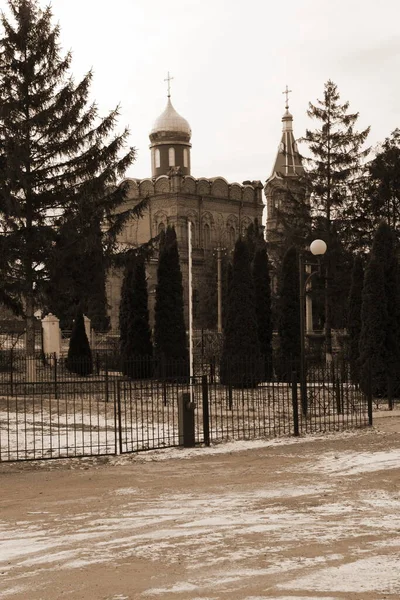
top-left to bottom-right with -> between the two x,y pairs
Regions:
178,392 -> 196,447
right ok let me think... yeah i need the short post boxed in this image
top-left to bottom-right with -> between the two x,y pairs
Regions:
178,392 -> 196,447
291,370 -> 300,437
41,313 -> 61,358
202,375 -> 210,446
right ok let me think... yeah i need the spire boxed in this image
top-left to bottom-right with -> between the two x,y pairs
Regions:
268,86 -> 303,178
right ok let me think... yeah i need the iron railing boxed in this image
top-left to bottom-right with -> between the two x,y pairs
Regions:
0,355 -> 371,462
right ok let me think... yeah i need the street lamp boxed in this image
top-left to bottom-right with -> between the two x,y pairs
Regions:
299,239 -> 327,416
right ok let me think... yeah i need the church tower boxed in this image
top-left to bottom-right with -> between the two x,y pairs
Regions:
149,73 -> 192,177
264,86 -> 307,265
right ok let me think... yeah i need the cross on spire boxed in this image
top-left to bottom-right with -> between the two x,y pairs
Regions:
164,71 -> 174,98
282,85 -> 292,110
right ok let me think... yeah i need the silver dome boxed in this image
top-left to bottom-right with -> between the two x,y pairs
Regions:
151,98 -> 191,137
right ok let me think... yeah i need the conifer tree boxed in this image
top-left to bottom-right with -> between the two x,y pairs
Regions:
359,222 -> 400,396
154,226 -> 188,374
359,256 -> 387,396
121,255 -> 153,378
66,310 -> 93,376
0,0 -> 142,362
370,222 -> 400,394
252,245 -> 273,380
301,80 -> 370,360
367,129 -> 400,234
276,246 -> 300,380
119,255 -> 136,356
220,238 -> 261,387
347,255 -> 364,385
46,216 -> 110,330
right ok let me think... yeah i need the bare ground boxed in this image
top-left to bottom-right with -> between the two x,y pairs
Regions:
0,409 -> 400,600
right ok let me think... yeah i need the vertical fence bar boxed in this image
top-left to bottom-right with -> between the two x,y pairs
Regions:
291,370 -> 300,437
10,350 -> 14,397
54,353 -> 58,400
202,375 -> 210,446
367,361 -> 373,427
105,356 -> 109,403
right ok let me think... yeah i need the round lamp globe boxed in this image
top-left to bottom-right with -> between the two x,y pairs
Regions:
310,239 -> 327,256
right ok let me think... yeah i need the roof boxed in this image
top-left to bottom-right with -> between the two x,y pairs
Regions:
268,109 -> 304,180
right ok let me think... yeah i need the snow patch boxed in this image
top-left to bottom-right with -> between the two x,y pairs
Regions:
280,554 -> 400,593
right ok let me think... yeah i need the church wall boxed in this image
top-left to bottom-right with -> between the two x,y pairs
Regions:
106,176 -> 264,333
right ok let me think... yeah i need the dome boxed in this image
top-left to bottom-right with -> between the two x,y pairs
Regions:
150,98 -> 191,138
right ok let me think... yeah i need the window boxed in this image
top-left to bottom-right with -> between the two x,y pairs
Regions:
155,148 -> 160,168
158,222 -> 165,234
183,148 -> 189,168
168,147 -> 175,166
203,223 -> 211,250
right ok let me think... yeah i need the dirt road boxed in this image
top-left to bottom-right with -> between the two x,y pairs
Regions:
1,411 -> 399,600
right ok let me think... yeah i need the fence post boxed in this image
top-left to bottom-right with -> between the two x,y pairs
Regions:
105,355 -> 109,403
332,363 -> 341,415
367,361 -> 373,426
202,375 -> 210,446
228,384 -> 233,411
178,392 -> 196,447
10,349 -> 14,397
117,380 -> 123,454
54,352 -> 58,400
291,370 -> 300,437
114,380 -> 120,455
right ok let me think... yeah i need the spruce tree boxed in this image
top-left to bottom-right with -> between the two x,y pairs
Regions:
46,216 -> 110,330
347,255 -> 364,385
0,0 -> 142,362
66,310 -> 93,376
220,238 -> 261,387
301,80 -> 370,360
359,256 -> 387,396
276,246 -> 300,380
154,226 -> 188,375
121,256 -> 153,378
253,245 -> 273,380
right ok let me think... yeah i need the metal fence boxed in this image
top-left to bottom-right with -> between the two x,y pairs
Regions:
0,355 -> 372,462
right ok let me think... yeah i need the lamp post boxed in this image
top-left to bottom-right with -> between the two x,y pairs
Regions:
299,239 -> 327,416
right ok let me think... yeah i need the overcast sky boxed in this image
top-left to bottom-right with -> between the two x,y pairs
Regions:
10,0 -> 400,183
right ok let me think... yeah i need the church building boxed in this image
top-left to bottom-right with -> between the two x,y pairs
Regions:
106,88 -> 265,330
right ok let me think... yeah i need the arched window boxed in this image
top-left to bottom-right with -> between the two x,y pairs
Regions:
168,147 -> 175,167
229,226 -> 236,248
155,148 -> 161,168
183,148 -> 189,168
203,223 -> 211,250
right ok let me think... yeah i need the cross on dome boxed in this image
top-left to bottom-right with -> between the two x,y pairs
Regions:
282,85 -> 292,110
164,71 -> 174,98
